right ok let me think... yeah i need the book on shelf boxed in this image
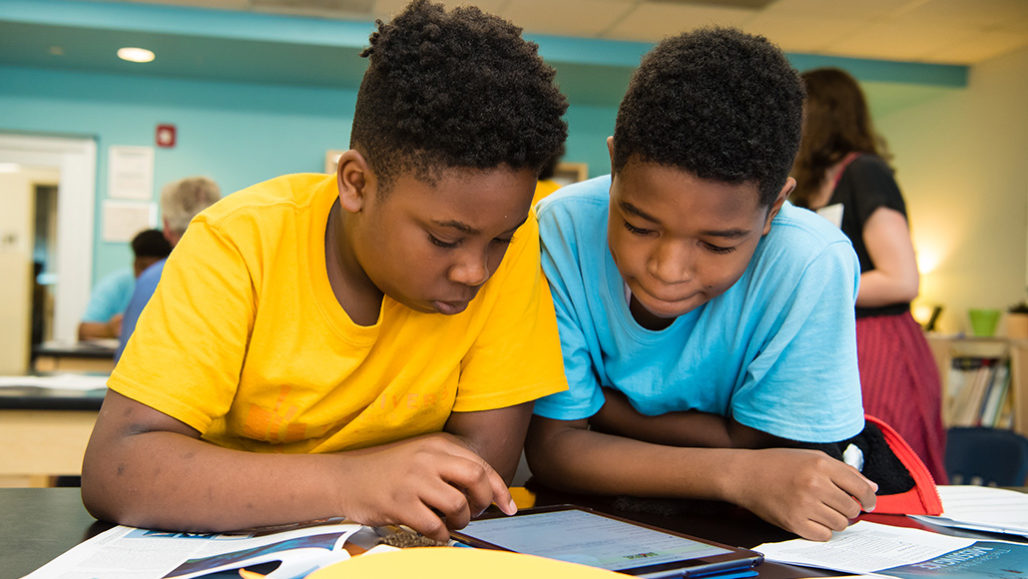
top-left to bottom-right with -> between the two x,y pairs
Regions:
945,355 -> 1013,428
979,362 -> 1010,427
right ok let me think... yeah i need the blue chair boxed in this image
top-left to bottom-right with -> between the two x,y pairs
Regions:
945,427 -> 1028,486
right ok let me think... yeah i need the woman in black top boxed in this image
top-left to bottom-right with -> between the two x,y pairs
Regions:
791,67 -> 947,483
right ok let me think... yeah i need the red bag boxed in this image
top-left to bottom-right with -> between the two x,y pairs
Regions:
863,415 -> 943,516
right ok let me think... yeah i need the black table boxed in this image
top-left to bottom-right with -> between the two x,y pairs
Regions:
0,383 -> 105,411
526,483 -> 839,578
31,341 -> 116,373
2,488 -> 110,579
8,486 -> 1024,579
2,487 -> 830,579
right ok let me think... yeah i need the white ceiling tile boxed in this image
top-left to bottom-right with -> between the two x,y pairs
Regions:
501,0 -> 632,38
896,0 -> 1028,30
996,18 -> 1028,37
371,0 -> 411,19
766,0 -> 918,20
926,29 -> 1028,64
831,18 -> 977,62
372,0 -> 510,21
66,0 -> 1028,64
741,13 -> 866,53
604,2 -> 754,42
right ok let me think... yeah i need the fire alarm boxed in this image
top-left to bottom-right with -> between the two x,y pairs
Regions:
156,123 -> 176,148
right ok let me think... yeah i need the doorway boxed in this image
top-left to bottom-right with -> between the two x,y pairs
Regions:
0,134 -> 96,369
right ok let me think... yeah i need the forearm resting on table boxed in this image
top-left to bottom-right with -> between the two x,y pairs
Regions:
526,416 -> 745,501
590,388 -> 780,449
78,317 -> 120,340
526,416 -> 879,542
82,395 -> 353,532
84,391 -> 517,539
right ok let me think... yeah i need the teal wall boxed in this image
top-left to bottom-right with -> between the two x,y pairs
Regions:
0,0 -> 969,290
0,65 -> 355,281
0,65 -> 617,285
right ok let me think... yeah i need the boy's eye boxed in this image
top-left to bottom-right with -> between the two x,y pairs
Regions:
623,220 -> 654,236
702,241 -> 735,255
493,235 -> 514,246
429,234 -> 459,249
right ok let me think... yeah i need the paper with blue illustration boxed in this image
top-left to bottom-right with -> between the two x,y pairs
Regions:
754,520 -> 1027,578
23,518 -> 402,579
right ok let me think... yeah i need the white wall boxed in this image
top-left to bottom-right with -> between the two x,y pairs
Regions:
879,45 -> 1028,335
0,167 -> 58,373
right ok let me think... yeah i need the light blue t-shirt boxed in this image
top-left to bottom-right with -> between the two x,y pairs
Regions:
115,258 -> 166,363
81,268 -> 135,323
533,176 -> 864,443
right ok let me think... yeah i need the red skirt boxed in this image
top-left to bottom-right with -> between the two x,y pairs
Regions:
857,312 -> 949,484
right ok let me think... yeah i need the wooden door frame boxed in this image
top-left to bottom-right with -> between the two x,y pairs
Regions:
0,134 -> 97,344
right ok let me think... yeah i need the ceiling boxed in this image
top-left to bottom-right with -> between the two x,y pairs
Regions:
1,0 -> 1023,115
115,0 -> 1028,65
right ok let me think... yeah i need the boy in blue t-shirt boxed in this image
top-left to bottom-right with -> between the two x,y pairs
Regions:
525,28 -> 877,542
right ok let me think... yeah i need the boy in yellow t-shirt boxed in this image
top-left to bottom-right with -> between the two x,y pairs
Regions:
82,0 -> 569,542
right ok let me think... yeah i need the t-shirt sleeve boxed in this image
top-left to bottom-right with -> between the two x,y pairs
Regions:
82,270 -> 133,322
108,219 -> 255,434
730,238 -> 866,443
530,197 -> 606,420
451,213 -> 569,412
114,262 -> 163,363
847,156 -> 907,225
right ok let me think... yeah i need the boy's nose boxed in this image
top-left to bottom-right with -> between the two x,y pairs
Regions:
648,241 -> 692,284
449,251 -> 490,287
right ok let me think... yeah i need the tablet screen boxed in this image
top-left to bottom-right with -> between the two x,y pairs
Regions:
454,508 -> 734,573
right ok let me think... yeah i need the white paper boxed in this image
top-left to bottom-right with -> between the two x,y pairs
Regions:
101,200 -> 156,242
107,145 -> 154,200
817,203 -> 844,228
912,485 -> 1028,537
0,373 -> 108,390
24,520 -> 399,579
754,521 -> 976,574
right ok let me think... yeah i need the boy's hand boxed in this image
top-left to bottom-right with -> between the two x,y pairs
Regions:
722,448 -> 877,542
336,432 -> 516,542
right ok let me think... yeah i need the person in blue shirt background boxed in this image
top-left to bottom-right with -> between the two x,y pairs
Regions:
116,176 -> 221,362
525,27 -> 878,542
78,228 -> 170,341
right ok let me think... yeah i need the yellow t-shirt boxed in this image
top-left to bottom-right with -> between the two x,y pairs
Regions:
532,179 -> 563,206
111,173 -> 567,453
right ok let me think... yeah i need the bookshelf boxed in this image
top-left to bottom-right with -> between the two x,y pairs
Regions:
926,335 -> 1028,438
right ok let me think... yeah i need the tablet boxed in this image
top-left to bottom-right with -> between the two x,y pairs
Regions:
450,505 -> 764,578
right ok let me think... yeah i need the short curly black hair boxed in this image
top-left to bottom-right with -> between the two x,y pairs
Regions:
351,0 -> 568,191
613,27 -> 804,207
131,229 -> 171,259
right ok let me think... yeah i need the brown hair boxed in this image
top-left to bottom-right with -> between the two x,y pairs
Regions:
791,67 -> 890,208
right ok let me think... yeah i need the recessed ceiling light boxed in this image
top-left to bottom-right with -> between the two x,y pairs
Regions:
117,47 -> 155,63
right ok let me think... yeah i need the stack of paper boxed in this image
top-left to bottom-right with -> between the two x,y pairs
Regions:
912,485 -> 1028,538
754,521 -> 1028,578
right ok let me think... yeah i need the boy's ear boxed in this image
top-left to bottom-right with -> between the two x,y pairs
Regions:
762,177 -> 795,235
336,149 -> 371,213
